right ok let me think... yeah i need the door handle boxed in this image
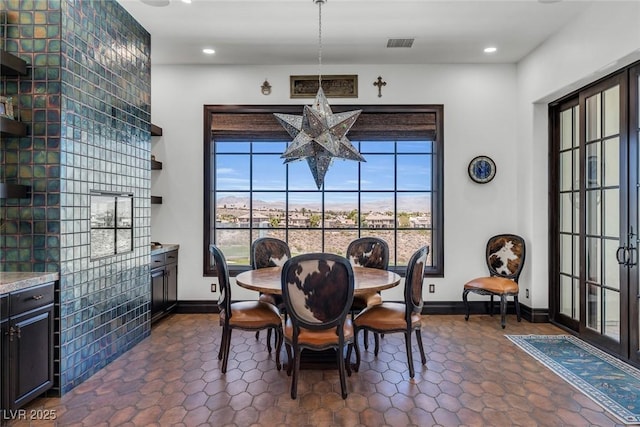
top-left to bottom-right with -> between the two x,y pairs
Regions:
627,245 -> 637,267
617,246 -> 627,265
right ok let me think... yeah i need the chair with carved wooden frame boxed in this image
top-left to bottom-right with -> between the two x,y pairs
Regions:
250,237 -> 291,347
352,246 -> 429,378
281,253 -> 355,399
346,237 -> 389,350
211,244 -> 283,373
462,234 -> 526,329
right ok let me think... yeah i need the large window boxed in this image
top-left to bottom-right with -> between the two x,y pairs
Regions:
203,105 -> 443,276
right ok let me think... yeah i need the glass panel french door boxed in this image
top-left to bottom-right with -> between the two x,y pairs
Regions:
630,64 -> 640,364
581,79 -> 624,353
552,68 -> 639,362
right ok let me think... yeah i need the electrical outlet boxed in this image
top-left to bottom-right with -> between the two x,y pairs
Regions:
526,289 -> 529,298
428,284 -> 435,293
211,283 -> 216,293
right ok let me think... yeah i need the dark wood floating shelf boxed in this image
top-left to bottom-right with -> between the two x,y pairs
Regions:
151,123 -> 163,136
151,196 -> 163,204
151,159 -> 163,170
0,116 -> 27,136
0,50 -> 27,76
0,183 -> 31,199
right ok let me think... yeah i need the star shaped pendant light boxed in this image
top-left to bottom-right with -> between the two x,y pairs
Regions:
274,0 -> 365,189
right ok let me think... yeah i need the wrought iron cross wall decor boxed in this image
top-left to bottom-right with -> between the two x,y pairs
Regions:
373,76 -> 386,98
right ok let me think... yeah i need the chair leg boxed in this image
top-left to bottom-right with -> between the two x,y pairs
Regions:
514,295 -> 522,322
337,341 -> 348,399
373,332 -> 380,352
353,329 -> 361,372
345,344 -> 353,377
500,294 -> 507,329
490,294 -> 495,316
255,330 -> 260,340
405,330 -> 415,378
221,328 -> 232,373
374,330 -> 381,356
462,289 -> 470,321
291,345 -> 301,399
415,329 -> 426,365
274,329 -> 282,371
266,328 -> 272,353
363,329 -> 369,350
218,327 -> 226,361
285,344 -> 293,376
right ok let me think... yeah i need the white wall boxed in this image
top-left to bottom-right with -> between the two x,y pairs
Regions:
516,1 -> 640,309
151,1 -> 640,307
150,63 -> 518,302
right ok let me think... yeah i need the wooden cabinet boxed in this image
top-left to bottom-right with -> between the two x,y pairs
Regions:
1,282 -> 54,410
151,249 -> 178,323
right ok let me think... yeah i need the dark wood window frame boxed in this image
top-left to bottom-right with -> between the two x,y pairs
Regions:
203,104 -> 444,277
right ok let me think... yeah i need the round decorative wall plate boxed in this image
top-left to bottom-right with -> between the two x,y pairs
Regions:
468,155 -> 496,184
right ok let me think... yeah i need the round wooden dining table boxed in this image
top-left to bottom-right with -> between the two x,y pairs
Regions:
235,265 -> 401,295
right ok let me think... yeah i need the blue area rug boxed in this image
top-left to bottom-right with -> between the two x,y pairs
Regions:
506,334 -> 640,425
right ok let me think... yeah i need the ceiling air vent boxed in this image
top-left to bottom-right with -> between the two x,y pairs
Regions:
386,38 -> 414,48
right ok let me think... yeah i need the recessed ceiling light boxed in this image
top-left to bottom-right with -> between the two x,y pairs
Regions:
202,48 -> 215,55
181,0 -> 192,3
484,47 -> 497,53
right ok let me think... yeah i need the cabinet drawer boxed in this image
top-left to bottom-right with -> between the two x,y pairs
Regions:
165,250 -> 178,264
1,294 -> 7,320
9,282 -> 55,316
151,253 -> 165,267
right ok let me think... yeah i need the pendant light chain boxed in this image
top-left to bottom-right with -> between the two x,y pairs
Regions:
317,0 -> 323,87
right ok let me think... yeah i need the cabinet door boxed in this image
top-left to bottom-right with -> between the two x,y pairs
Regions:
166,262 -> 178,310
151,268 -> 165,318
6,304 -> 53,410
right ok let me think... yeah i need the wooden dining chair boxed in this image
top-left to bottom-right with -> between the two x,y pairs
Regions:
462,234 -> 526,328
250,237 -> 291,347
281,253 -> 355,399
210,244 -> 283,373
353,245 -> 429,378
346,237 -> 389,350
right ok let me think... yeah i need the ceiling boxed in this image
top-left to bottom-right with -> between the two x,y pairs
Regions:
116,0 -> 594,66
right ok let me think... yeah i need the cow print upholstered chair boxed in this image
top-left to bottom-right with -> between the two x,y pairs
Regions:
352,246 -> 429,379
281,253 -> 355,399
250,237 -> 291,346
346,237 -> 389,350
462,234 -> 526,329
210,244 -> 282,373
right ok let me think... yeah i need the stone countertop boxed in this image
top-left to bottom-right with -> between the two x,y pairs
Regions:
0,272 -> 60,294
151,244 -> 179,256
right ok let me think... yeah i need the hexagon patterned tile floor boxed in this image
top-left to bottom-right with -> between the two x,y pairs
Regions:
8,314 -> 623,427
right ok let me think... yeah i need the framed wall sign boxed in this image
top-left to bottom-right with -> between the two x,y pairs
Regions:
468,155 -> 496,184
290,74 -> 358,98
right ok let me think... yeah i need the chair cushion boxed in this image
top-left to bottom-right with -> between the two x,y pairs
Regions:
354,302 -> 422,331
350,292 -> 383,311
284,318 -> 354,346
221,301 -> 282,328
463,276 -> 519,294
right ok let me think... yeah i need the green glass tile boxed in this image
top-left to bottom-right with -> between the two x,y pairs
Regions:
33,137 -> 46,150
34,249 -> 46,262
34,83 -> 47,95
20,236 -> 33,248
4,221 -> 18,234
20,26 -> 34,38
19,249 -> 32,261
4,250 -> 18,262
5,39 -> 19,51
19,221 -> 32,234
32,180 -> 46,192
19,151 -> 32,164
47,236 -> 59,248
33,38 -> 46,52
32,206 -> 46,219
4,151 -> 19,164
34,53 -> 48,66
18,165 -> 33,178
34,221 -> 46,234
46,25 -> 59,38
47,208 -> 60,220
47,221 -> 60,234
33,96 -> 46,108
5,237 -> 17,248
46,53 -> 60,66
6,27 -> 19,39
19,95 -> 33,108
47,67 -> 60,80
4,165 -> 18,178
34,0 -> 48,11
33,165 -> 46,178
19,208 -> 32,220
47,179 -> 60,192
47,165 -> 60,178
32,122 -> 46,135
32,193 -> 46,206
47,152 -> 60,164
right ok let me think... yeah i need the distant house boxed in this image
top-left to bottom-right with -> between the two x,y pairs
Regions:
238,212 -> 270,228
410,216 -> 431,228
365,213 -> 396,228
288,213 -> 310,227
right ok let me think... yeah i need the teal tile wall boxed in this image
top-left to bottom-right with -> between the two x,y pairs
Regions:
1,0 -> 152,395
